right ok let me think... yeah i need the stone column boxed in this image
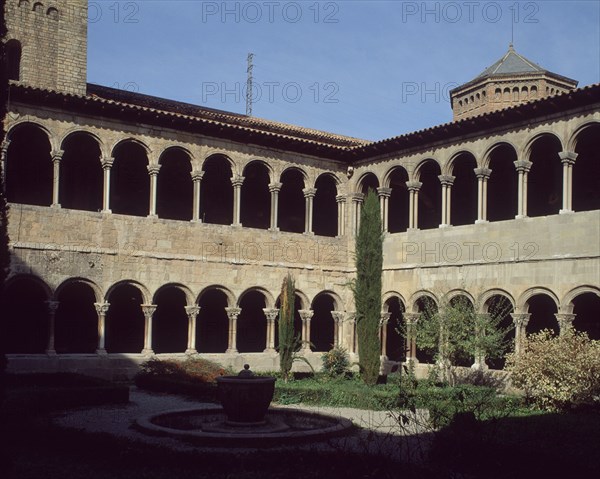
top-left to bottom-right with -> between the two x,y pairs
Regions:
514,160 -> 532,218
147,165 -> 161,217
190,170 -> 204,222
377,187 -> 392,232
336,194 -> 347,236
438,175 -> 455,227
45,300 -> 60,356
555,313 -> 576,335
474,167 -> 491,223
331,311 -> 346,348
185,306 -> 200,354
406,181 -> 422,229
263,308 -> 279,352
404,313 -> 420,363
268,182 -> 282,231
511,313 -> 531,355
345,312 -> 356,354
51,150 -> 64,208
299,309 -> 314,352
380,312 -> 391,359
101,157 -> 114,213
559,151 -> 577,214
1,140 -> 10,190
94,302 -> 110,355
141,305 -> 157,355
303,187 -> 316,234
225,307 -> 241,353
351,193 -> 364,235
231,175 -> 244,226
471,313 -> 490,370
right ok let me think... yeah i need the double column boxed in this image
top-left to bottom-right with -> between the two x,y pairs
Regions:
514,160 -> 532,218
268,182 -> 282,231
50,150 -> 64,208
299,309 -> 314,352
101,157 -> 114,213
511,313 -> 531,355
406,181 -> 422,229
438,175 -> 455,227
45,301 -> 60,356
336,194 -> 347,236
351,193 -> 364,235
331,311 -> 346,348
94,302 -> 110,355
185,306 -> 200,354
141,304 -> 157,355
303,187 -> 316,234
0,140 -> 9,189
191,170 -> 204,221
263,308 -> 279,352
147,165 -> 161,217
474,167 -> 491,223
377,187 -> 392,232
404,312 -> 420,363
559,151 -> 577,213
225,307 -> 241,353
379,312 -> 391,359
231,175 -> 245,226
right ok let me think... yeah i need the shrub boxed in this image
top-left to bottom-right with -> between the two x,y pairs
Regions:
506,329 -> 600,411
321,346 -> 350,378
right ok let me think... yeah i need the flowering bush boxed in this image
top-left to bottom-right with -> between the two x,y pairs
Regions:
138,357 -> 226,384
505,329 -> 600,411
321,346 -> 350,378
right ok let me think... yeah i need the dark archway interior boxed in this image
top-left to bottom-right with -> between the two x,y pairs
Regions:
55,282 -> 98,354
573,293 -> 600,340
360,173 -> 379,196
385,297 -> 405,361
157,149 -> 193,221
418,161 -> 441,230
1,279 -> 48,353
237,291 -> 267,353
488,145 -> 518,222
111,142 -> 149,217
573,124 -> 600,212
486,295 -> 515,370
6,125 -> 52,206
451,154 -> 477,226
388,168 -> 409,233
528,135 -> 562,217
416,296 -> 437,363
241,162 -> 270,229
106,284 -> 145,353
449,295 -> 474,367
201,156 -> 233,225
526,295 -> 559,335
312,294 -> 335,352
153,287 -> 188,354
313,174 -> 338,237
197,289 -> 229,353
278,169 -> 305,233
274,294 -> 303,348
60,133 -> 103,212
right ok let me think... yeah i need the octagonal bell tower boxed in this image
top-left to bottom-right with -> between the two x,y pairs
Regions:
4,0 -> 88,95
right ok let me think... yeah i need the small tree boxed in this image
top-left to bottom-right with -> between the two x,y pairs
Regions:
415,295 -> 513,384
278,273 -> 298,382
352,190 -> 383,386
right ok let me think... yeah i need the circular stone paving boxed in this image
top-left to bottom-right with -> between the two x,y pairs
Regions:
135,406 -> 354,447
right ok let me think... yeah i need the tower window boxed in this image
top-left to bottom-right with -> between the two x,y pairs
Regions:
47,7 -> 58,20
33,2 -> 43,13
6,40 -> 22,81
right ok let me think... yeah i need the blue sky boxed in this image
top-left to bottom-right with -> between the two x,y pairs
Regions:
88,1 -> 600,141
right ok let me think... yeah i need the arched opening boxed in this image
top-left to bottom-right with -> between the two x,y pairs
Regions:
278,169 -> 305,233
487,144 -> 518,222
111,142 -> 149,216
55,282 -> 98,354
60,132 -> 103,212
448,295 -> 474,367
5,39 -> 21,81
572,293 -> 600,340
105,284 -> 145,353
417,161 -> 441,230
485,295 -> 515,370
237,291 -> 267,353
388,167 -> 409,233
450,153 -> 477,226
152,287 -> 188,354
573,124 -> 600,212
359,173 -> 379,195
525,295 -> 559,336
313,174 -> 338,237
0,277 -> 49,353
197,289 -> 229,353
416,296 -> 437,363
200,155 -> 233,225
311,293 -> 335,352
384,297 -> 405,361
241,162 -> 270,229
528,135 -> 562,217
6,124 -> 52,206
274,294 -> 303,348
157,149 -> 193,221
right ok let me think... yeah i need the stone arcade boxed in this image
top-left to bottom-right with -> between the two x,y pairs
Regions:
2,0 -> 599,379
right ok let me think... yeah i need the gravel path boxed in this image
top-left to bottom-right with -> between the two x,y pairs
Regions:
51,387 -> 432,462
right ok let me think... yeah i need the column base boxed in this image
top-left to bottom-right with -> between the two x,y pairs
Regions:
50,204 -> 61,209
226,348 -> 238,354
190,219 -> 202,223
96,348 -> 108,356
101,209 -> 112,214
231,223 -> 242,228
147,214 -> 158,219
141,348 -> 155,356
406,227 -> 419,232
268,227 -> 280,232
470,361 -> 489,371
475,219 -> 489,224
438,224 -> 451,228
185,348 -> 198,355
559,209 -> 574,214
515,214 -> 527,219
303,231 -> 315,236
45,349 -> 57,357
263,348 -> 277,353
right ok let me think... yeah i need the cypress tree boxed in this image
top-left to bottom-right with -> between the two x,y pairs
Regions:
353,190 -> 383,385
278,273 -> 296,382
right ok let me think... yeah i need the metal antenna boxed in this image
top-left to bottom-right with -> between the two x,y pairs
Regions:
246,53 -> 254,116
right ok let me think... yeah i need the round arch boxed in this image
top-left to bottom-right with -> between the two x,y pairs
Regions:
311,290 -> 343,311
382,290 -> 407,310
355,171 -> 380,193
152,283 -> 194,305
413,158 -> 442,180
197,284 -> 236,307
312,171 -> 341,190
60,129 -> 105,154
279,165 -> 309,184
566,121 -> 600,152
105,279 -> 151,305
54,277 -> 102,302
443,289 -> 475,306
6,120 -> 55,147
4,273 -> 53,299
522,131 -> 564,161
481,141 -> 519,168
409,290 -> 439,313
158,145 -> 195,165
237,286 -> 276,309
444,149 -> 477,175
561,285 -> 600,312
200,152 -> 237,172
110,137 -> 151,157
478,289 -> 516,313
242,159 -> 274,184
516,287 -> 560,312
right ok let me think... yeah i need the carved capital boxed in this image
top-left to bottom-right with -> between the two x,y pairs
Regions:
335,194 -> 347,204
376,187 -> 392,198
45,300 -> 60,314
225,307 -> 242,319
94,302 -> 110,315
147,165 -> 161,176
331,311 -> 346,323
474,167 -> 492,179
555,313 -> 576,331
101,157 -> 114,170
438,175 -> 455,186
350,192 -> 364,204
511,313 -> 531,328
406,181 -> 422,191
344,312 -> 356,323
302,187 -> 317,198
298,309 -> 314,322
51,150 -> 64,163
380,312 -> 391,325
141,304 -> 157,319
404,312 -> 421,324
263,308 -> 279,321
185,306 -> 200,318
0,140 -> 11,158
230,175 -> 245,188
268,182 -> 282,194
559,151 -> 578,165
191,170 -> 204,182
513,160 -> 533,173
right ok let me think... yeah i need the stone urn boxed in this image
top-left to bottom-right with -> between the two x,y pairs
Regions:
216,365 -> 276,426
